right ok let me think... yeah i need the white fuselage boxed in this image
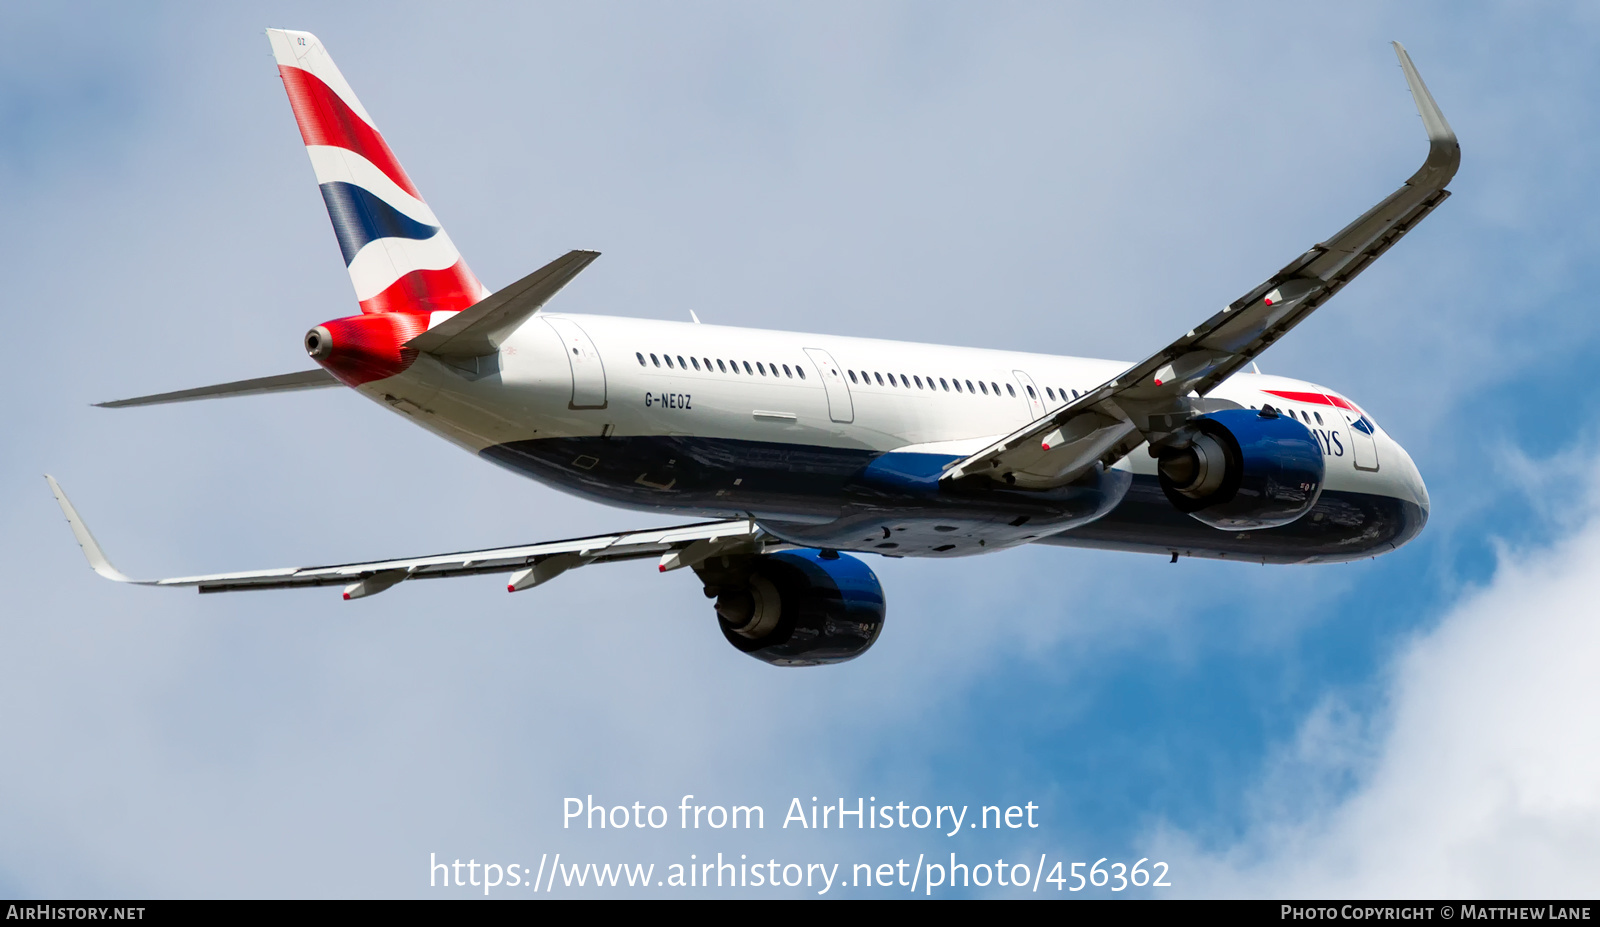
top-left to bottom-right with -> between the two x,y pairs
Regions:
352,312 -> 1429,564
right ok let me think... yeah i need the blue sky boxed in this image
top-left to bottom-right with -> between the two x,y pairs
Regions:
4,2 -> 1599,898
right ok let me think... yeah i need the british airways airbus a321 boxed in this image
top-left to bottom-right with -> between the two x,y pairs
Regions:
49,31 -> 1456,666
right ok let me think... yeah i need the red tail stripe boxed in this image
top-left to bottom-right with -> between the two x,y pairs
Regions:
277,65 -> 422,201
357,261 -> 485,315
1262,389 -> 1357,412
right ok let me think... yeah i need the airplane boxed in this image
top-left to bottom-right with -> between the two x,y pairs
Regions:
49,30 -> 1456,666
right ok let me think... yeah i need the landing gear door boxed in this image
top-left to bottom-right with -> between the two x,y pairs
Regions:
1012,370 -> 1047,418
542,316 -> 607,409
803,347 -> 854,424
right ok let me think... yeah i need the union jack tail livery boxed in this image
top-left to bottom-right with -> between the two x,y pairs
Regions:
267,28 -> 487,316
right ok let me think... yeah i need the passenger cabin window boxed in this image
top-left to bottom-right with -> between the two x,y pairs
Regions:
783,364 -> 792,378
677,355 -> 687,369
849,370 -> 859,383
717,359 -> 727,372
874,372 -> 884,386
650,353 -> 661,367
636,352 -> 646,366
1045,387 -> 1055,401
664,355 -> 675,369
1006,384 -> 1016,397
690,357 -> 701,370
743,361 -> 753,375
913,376 -> 923,389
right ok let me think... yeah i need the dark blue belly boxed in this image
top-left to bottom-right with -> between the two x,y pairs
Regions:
481,436 -> 1422,562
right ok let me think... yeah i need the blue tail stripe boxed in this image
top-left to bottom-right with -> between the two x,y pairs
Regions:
318,181 -> 439,266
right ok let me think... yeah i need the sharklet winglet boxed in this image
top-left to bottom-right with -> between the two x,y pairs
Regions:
45,476 -> 143,584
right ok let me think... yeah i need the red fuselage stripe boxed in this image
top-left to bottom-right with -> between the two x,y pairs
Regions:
1263,388 -> 1356,412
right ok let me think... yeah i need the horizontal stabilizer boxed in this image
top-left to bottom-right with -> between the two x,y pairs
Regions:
95,369 -> 340,408
406,249 -> 600,358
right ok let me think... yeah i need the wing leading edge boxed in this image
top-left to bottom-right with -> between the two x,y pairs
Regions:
944,42 -> 1459,490
46,476 -> 784,599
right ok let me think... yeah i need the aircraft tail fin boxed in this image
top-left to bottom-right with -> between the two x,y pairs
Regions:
266,29 -> 488,315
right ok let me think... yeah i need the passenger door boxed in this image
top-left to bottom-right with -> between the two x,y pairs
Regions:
1011,370 -> 1047,419
803,347 -> 854,424
542,317 -> 607,409
1343,411 -> 1381,471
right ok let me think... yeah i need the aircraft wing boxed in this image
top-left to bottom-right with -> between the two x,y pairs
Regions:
47,476 -> 782,599
944,42 -> 1458,490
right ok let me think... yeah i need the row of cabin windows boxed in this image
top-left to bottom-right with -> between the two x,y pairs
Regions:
1249,403 -> 1326,426
845,373 -> 1084,405
849,369 -> 1017,398
636,349 -> 1092,406
633,351 -> 1335,429
636,351 -> 807,381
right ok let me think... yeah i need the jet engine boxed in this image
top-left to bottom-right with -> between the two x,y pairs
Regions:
694,550 -> 886,666
1155,408 -> 1325,531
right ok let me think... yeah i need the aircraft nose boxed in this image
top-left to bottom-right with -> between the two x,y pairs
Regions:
1390,436 -> 1430,523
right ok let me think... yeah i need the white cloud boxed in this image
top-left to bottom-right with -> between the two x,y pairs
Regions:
1161,457 -> 1600,899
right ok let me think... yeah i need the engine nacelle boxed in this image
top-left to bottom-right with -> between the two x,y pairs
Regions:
1155,408 -> 1324,531
695,550 -> 886,666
